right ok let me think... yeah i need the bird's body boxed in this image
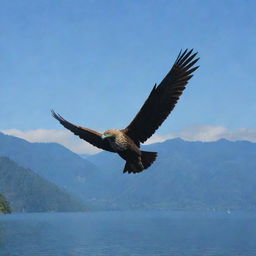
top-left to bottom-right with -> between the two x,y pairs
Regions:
103,129 -> 130,152
98,129 -> 151,173
52,49 -> 199,174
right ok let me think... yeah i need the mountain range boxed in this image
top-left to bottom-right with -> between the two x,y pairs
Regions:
87,138 -> 256,209
0,131 -> 256,211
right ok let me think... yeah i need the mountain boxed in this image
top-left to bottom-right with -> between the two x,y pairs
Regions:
0,193 -> 11,214
0,132 -> 100,199
87,138 -> 256,210
1,130 -> 256,211
0,156 -> 85,212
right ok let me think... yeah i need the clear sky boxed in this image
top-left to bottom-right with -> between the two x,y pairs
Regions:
1,0 -> 256,153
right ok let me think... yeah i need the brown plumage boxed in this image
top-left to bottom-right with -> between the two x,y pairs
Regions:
52,49 -> 199,174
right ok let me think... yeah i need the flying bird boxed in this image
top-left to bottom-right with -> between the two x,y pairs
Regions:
52,49 -> 199,174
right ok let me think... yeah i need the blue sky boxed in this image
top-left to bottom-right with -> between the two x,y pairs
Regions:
1,0 -> 256,153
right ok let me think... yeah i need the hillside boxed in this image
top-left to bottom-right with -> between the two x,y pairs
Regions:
0,156 -> 85,212
0,132 -> 100,199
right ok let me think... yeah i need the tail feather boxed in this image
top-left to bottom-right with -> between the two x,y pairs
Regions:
141,151 -> 157,170
123,151 -> 157,174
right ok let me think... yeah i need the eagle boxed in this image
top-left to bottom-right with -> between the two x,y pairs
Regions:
52,49 -> 199,174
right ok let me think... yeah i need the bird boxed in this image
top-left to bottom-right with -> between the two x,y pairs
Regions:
52,49 -> 199,174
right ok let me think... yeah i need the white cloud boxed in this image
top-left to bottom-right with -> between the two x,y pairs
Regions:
144,126 -> 256,145
2,126 -> 256,154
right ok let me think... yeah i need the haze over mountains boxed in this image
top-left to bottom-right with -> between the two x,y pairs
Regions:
0,131 -> 256,212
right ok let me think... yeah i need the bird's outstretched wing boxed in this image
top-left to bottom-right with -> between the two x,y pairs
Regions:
51,110 -> 115,152
122,49 -> 199,145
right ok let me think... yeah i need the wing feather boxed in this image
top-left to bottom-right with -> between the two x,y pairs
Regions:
123,49 -> 199,144
51,110 -> 115,152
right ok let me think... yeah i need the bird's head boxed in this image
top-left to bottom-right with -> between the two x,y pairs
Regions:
101,130 -> 117,140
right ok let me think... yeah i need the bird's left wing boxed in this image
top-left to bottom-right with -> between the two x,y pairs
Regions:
122,49 -> 199,145
51,110 -> 115,152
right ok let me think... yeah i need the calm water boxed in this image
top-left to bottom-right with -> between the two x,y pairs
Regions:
0,210 -> 255,256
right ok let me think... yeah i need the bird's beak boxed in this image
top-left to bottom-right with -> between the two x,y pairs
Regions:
102,133 -> 112,139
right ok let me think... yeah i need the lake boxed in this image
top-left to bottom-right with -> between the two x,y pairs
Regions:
0,210 -> 255,256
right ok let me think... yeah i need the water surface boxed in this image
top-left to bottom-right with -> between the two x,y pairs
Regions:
0,210 -> 255,256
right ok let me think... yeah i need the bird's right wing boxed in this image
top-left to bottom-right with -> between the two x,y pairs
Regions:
122,49 -> 199,145
51,110 -> 115,152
